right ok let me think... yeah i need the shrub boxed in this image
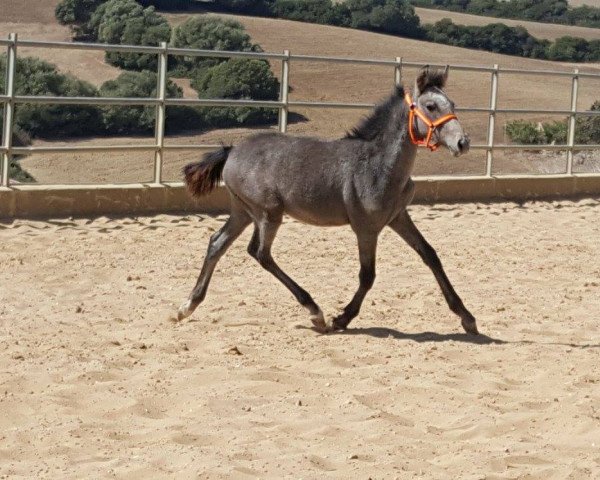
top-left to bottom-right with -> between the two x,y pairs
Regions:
191,58 -> 279,127
170,17 -> 262,76
8,160 -> 35,183
6,126 -> 35,183
0,55 -> 102,138
505,120 -> 545,144
505,101 -> 600,146
542,120 -> 568,144
576,101 -> 600,145
87,0 -> 171,70
99,71 -> 199,134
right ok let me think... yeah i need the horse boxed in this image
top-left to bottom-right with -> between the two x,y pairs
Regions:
177,66 -> 479,335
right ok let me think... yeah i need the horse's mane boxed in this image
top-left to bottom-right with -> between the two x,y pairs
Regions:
345,85 -> 405,141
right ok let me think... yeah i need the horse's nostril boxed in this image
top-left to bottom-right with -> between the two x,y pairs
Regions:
458,137 -> 469,152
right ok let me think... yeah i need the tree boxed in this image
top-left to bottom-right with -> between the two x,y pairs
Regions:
425,19 -> 548,59
87,0 -> 171,70
587,40 -> 600,62
55,0 -> 106,38
139,0 -> 193,9
170,17 -> 262,75
191,58 -> 279,127
271,0 -> 350,26
212,0 -> 274,14
345,0 -> 424,38
0,55 -> 102,138
547,36 -> 590,62
55,0 -> 193,37
99,71 -> 198,134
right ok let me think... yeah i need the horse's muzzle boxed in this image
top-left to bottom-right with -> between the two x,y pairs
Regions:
457,135 -> 470,155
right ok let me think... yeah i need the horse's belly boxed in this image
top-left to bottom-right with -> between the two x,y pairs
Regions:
284,202 -> 349,227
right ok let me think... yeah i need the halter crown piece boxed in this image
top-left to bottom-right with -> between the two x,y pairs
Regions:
404,92 -> 458,151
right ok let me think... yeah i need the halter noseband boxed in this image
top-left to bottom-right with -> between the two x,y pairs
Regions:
404,92 -> 458,152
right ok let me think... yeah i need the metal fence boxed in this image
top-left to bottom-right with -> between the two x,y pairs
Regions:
1,33 -> 600,188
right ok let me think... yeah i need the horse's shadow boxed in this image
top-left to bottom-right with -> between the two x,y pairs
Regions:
334,327 -> 503,345
299,325 -> 600,350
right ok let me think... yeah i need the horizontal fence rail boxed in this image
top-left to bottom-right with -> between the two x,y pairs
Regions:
1,35 -> 600,189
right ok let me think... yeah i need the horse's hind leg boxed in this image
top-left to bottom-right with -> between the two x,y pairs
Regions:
249,215 -> 327,332
177,199 -> 251,321
331,233 -> 378,330
389,210 -> 479,335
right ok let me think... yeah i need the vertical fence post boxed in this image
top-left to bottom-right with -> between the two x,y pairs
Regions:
278,49 -> 290,133
1,33 -> 17,188
394,57 -> 403,86
566,68 -> 579,175
485,64 -> 499,177
153,41 -> 168,184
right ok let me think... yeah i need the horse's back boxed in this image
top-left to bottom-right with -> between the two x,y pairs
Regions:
223,133 -> 352,225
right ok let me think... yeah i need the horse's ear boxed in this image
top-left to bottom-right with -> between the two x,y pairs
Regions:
415,65 -> 430,96
443,65 -> 449,84
415,65 -> 448,96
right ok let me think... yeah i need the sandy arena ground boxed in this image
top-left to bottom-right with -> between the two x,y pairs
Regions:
1,200 -> 600,479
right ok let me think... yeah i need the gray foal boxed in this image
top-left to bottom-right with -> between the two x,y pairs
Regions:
178,67 -> 479,335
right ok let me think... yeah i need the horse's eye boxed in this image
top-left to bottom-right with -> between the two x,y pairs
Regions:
426,103 -> 436,112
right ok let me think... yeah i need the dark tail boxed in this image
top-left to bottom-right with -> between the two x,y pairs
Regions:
183,146 -> 232,198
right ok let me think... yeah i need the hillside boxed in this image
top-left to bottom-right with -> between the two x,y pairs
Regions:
0,0 -> 122,87
415,7 -> 600,41
2,2 -> 599,182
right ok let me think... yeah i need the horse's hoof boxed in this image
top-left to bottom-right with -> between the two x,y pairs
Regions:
331,316 -> 349,332
177,300 -> 193,321
310,310 -> 331,333
461,316 -> 479,335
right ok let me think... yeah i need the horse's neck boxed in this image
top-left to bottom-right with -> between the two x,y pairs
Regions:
377,110 -> 418,178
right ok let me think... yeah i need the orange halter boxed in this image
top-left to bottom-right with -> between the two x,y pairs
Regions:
404,92 -> 458,152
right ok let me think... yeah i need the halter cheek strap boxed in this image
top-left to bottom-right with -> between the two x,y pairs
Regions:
404,92 -> 458,152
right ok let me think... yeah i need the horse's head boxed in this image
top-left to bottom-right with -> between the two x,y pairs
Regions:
410,66 -> 470,157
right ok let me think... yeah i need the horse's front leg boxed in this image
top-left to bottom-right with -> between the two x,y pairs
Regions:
388,210 -> 479,335
332,233 -> 378,330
